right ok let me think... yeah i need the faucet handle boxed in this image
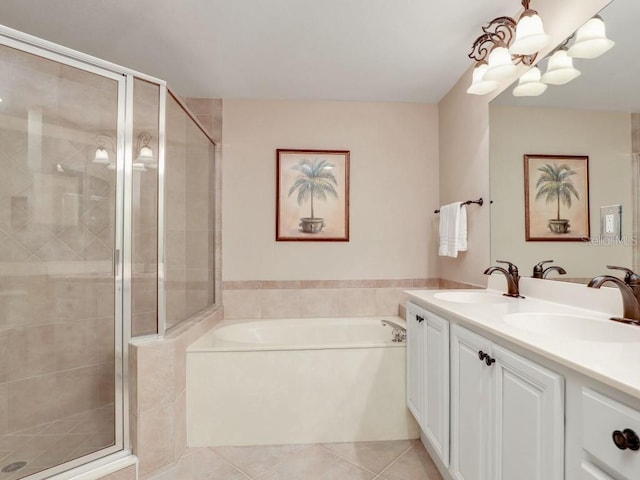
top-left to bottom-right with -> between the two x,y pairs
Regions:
533,260 -> 553,276
535,260 -> 554,268
606,266 -> 640,285
497,260 -> 519,275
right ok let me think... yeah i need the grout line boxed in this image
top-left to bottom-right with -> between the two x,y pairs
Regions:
208,448 -> 253,479
378,440 -> 417,477
317,444 -> 379,476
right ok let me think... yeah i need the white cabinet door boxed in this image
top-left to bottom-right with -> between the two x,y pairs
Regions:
451,325 -> 493,480
406,302 -> 424,425
492,345 -> 564,480
581,462 -> 615,480
424,310 -> 450,466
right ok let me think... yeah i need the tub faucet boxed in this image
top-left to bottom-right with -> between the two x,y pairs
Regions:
381,319 -> 406,342
532,260 -> 567,279
587,266 -> 640,325
484,260 -> 523,298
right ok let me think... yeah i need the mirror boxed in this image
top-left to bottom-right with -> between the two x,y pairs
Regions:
489,0 -> 640,283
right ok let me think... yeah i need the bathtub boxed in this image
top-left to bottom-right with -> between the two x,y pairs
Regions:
186,316 -> 419,446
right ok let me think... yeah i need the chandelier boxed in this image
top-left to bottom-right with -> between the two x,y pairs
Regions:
466,1 -> 615,97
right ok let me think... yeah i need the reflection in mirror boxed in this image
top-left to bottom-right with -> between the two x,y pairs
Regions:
489,0 -> 640,283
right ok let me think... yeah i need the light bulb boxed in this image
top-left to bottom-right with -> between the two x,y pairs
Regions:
136,145 -> 153,162
484,46 -> 517,81
541,50 -> 581,85
94,147 -> 110,164
510,12 -> 550,55
466,63 -> 498,95
567,16 -> 615,59
512,67 -> 548,97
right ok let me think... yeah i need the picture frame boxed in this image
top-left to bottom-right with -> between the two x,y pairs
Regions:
524,154 -> 590,241
276,149 -> 350,242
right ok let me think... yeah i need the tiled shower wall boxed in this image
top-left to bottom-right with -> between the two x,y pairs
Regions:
0,58 -> 117,437
131,79 -> 160,337
183,97 -> 223,310
164,96 -> 216,330
0,275 -> 115,433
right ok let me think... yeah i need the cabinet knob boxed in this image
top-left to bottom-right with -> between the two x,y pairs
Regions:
478,350 -> 487,361
416,315 -> 424,323
612,429 -> 640,451
485,355 -> 496,366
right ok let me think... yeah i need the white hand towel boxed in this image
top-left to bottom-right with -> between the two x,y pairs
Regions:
457,205 -> 468,252
438,202 -> 467,258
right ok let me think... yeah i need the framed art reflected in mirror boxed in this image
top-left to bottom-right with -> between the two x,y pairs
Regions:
524,154 -> 590,241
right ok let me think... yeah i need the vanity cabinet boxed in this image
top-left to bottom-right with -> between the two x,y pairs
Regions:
406,302 -> 450,466
406,302 -> 424,423
581,389 -> 640,480
450,324 -> 564,480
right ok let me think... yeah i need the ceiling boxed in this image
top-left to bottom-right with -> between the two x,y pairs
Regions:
0,0 -> 519,103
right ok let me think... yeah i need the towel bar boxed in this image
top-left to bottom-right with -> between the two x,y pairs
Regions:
434,198 -> 483,214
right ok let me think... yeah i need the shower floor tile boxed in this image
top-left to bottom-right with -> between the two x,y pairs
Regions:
148,439 -> 443,480
0,404 -> 115,480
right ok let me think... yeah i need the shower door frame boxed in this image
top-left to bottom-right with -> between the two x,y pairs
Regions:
0,25 -> 165,479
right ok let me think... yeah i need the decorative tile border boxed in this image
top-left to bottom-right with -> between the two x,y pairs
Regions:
222,278 -> 446,290
221,278 -> 477,320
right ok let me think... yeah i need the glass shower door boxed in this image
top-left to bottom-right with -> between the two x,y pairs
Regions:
0,43 -> 123,478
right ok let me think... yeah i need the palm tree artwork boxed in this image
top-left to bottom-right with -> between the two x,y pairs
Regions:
288,158 -> 339,233
535,163 -> 579,234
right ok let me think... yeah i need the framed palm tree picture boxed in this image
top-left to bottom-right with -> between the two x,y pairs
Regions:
524,154 -> 590,241
276,149 -> 350,241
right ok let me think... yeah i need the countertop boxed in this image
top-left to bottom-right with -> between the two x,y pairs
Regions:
407,286 -> 640,400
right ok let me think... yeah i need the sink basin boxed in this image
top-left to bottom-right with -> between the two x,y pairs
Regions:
503,313 -> 640,343
433,291 -> 511,304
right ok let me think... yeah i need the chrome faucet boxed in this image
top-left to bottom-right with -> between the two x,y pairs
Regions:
532,260 -> 567,279
381,319 -> 406,342
587,266 -> 640,325
484,260 -> 523,298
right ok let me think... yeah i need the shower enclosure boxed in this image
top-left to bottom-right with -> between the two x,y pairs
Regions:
0,27 -> 216,479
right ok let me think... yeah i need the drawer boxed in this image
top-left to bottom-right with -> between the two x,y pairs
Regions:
582,389 -> 640,480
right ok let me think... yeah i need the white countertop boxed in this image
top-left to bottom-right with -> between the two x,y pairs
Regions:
407,281 -> 640,400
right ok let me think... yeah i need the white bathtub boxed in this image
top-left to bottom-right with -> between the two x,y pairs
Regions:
186,316 -> 419,446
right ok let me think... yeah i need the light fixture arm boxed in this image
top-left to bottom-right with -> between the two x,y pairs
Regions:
136,131 -> 152,152
95,133 -> 115,152
468,16 -> 537,66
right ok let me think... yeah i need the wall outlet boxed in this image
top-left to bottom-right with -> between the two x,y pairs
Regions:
600,205 -> 622,241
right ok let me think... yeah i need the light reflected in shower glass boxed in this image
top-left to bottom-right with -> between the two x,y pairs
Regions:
165,93 -> 215,330
0,44 -> 117,476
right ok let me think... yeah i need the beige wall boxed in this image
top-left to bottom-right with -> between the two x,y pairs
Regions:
438,0 -> 612,286
222,99 -> 440,281
490,106 -> 632,278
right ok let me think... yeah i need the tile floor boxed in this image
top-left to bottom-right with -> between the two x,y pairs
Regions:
149,439 -> 442,480
0,405 -> 115,480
